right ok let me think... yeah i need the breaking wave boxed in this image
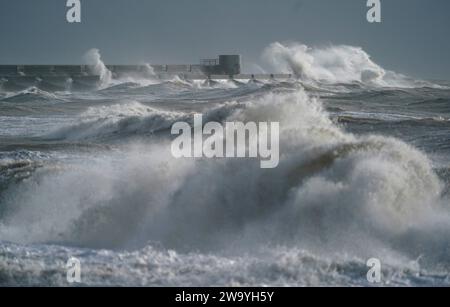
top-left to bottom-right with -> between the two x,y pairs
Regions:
1,42 -> 450,286
1,87 -> 61,103
1,89 -> 449,277
46,100 -> 241,141
84,49 -> 113,89
263,42 -> 440,88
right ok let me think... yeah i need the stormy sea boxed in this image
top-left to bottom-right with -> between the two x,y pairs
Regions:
1,43 -> 449,286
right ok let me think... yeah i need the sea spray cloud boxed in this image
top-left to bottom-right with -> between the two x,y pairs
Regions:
1,88 -> 445,255
262,42 -> 439,88
83,48 -> 112,88
171,114 -> 280,169
263,42 -> 386,84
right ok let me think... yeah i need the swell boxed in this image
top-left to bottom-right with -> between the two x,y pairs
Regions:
0,87 -> 63,104
45,100 -> 242,141
337,114 -> 450,125
41,81 -> 278,142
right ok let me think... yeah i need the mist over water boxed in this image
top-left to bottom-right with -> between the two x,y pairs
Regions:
0,44 -> 450,286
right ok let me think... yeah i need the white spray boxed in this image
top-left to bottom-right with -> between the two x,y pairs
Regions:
262,42 -> 425,87
83,48 -> 112,88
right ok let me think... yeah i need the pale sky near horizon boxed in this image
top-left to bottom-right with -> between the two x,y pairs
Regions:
0,0 -> 449,80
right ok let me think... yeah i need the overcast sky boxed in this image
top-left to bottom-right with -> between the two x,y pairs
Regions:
0,0 -> 449,79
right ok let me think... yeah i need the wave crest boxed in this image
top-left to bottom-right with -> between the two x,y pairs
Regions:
263,42 -> 436,88
1,90 -> 448,274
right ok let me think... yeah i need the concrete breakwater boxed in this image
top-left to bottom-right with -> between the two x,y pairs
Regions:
0,55 -> 293,91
